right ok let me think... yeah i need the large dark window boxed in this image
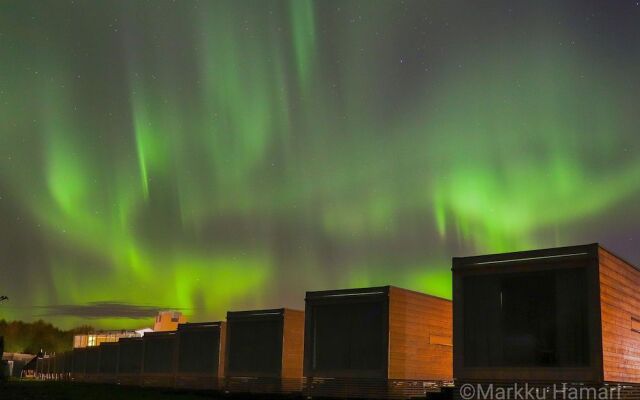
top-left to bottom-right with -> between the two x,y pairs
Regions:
312,301 -> 385,373
85,348 -> 100,374
463,267 -> 589,367
72,350 -> 86,374
118,341 -> 143,373
99,345 -> 118,373
227,319 -> 282,375
178,328 -> 220,373
143,336 -> 175,373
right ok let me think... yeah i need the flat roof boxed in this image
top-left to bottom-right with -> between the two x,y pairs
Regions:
452,243 -> 640,272
453,243 -> 597,270
177,321 -> 223,330
305,285 -> 449,302
306,286 -> 390,301
226,308 -> 291,320
143,331 -> 177,338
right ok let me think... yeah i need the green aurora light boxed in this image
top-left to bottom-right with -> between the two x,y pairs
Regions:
0,0 -> 639,328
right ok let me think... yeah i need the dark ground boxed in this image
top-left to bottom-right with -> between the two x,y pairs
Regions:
0,380 -> 454,400
0,380 -> 226,400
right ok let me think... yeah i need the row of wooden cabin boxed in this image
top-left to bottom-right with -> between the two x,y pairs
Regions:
43,290 -> 451,399
40,244 -> 640,399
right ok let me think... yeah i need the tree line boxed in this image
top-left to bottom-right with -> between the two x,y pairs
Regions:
0,319 -> 93,355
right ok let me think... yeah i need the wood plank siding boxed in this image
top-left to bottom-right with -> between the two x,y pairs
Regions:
388,286 -> 453,381
599,247 -> 640,384
281,309 -> 305,380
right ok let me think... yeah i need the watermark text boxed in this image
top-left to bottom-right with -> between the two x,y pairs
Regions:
459,383 -> 623,400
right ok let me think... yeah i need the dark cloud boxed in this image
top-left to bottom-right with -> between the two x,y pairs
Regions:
35,302 -> 184,319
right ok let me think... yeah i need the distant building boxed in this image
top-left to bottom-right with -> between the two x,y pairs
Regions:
73,330 -> 141,348
153,311 -> 187,332
72,311 -> 186,348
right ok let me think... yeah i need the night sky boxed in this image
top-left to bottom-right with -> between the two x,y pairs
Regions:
1,1 -> 640,329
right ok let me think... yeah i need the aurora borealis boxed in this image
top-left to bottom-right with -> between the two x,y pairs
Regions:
1,1 -> 639,329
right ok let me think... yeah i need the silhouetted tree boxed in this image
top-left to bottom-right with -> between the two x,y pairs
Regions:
0,296 -> 6,357
1,296 -> 6,380
0,319 -> 93,355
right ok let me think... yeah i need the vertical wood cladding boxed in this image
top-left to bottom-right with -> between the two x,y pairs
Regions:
281,309 -> 305,380
599,247 -> 640,384
219,320 -> 227,378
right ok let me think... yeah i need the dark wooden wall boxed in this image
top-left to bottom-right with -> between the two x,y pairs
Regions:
388,286 -> 452,381
599,247 -> 640,384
